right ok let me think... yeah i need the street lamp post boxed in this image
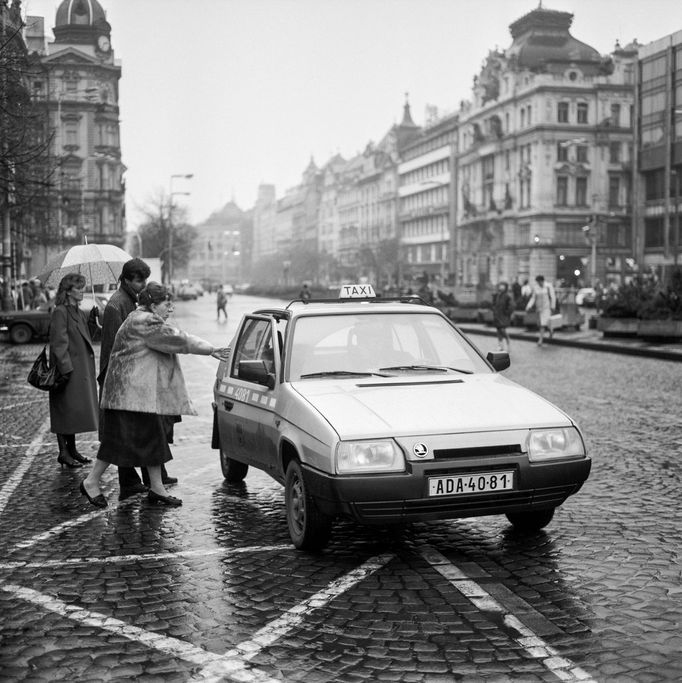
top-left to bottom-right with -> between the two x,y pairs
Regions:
672,169 -> 680,267
167,173 -> 193,284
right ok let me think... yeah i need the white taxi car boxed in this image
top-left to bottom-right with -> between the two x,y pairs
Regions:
212,285 -> 591,550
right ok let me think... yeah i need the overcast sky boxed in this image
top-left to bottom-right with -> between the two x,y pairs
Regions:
23,0 -> 682,228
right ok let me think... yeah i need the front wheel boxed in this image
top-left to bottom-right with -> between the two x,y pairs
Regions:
285,460 -> 332,551
219,446 -> 248,483
10,323 -> 32,344
506,508 -> 555,532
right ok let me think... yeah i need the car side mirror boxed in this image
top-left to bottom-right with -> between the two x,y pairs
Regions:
486,351 -> 510,372
238,359 -> 276,389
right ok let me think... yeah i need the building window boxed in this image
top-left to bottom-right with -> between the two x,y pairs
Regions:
644,217 -> 664,247
577,102 -> 588,124
611,103 -> 621,127
575,177 -> 588,206
609,142 -> 621,163
609,175 -> 621,208
64,121 -> 78,147
558,102 -> 569,123
557,142 -> 568,162
520,108 -> 526,127
556,176 -> 568,206
576,146 -> 588,163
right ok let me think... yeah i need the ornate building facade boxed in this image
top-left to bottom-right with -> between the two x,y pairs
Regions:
635,30 -> 682,278
29,0 -> 125,267
398,112 -> 458,285
456,6 -> 637,289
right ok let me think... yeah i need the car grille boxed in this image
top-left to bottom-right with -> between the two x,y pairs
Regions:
433,444 -> 522,460
351,484 -> 578,523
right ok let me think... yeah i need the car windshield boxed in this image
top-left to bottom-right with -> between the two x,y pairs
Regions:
287,311 -> 491,380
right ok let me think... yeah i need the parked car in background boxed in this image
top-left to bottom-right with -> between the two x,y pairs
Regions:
0,302 -> 53,344
176,282 -> 199,300
575,288 -> 596,307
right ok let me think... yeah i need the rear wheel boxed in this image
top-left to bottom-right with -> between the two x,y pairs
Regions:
219,445 -> 248,483
9,323 -> 32,344
285,460 -> 332,550
506,508 -> 555,532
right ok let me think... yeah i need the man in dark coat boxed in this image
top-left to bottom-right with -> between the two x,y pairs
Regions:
99,258 -> 178,499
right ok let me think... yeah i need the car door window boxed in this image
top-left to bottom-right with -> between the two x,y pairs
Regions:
231,318 -> 273,380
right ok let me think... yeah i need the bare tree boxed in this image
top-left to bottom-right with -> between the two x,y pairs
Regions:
136,191 -> 197,283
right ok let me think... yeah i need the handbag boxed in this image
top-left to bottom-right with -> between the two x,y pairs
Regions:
27,346 -> 67,392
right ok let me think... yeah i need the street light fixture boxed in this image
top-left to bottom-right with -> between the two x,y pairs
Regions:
167,173 -> 193,284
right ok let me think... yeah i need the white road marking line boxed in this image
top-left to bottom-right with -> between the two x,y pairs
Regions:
420,547 -> 597,683
0,544 -> 291,571
0,398 -> 45,412
3,553 -> 395,683
190,553 -> 396,682
0,418 -> 51,517
1,583 -> 220,665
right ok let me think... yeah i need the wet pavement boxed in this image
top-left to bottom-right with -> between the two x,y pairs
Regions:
1,294 -> 681,682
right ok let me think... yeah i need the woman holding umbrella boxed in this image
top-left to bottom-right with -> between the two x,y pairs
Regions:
50,273 -> 100,468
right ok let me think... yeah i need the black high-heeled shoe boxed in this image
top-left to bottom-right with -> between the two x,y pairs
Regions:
79,481 -> 107,508
70,450 -> 92,464
65,435 -> 91,463
58,453 -> 83,469
148,490 -> 182,507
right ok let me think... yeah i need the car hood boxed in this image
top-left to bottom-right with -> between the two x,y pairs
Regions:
291,374 -> 572,440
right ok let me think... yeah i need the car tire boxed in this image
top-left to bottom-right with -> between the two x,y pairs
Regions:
219,446 -> 248,483
9,323 -> 33,344
506,508 -> 555,532
285,459 -> 332,551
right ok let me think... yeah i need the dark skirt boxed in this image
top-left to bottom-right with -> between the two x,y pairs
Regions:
97,409 -> 174,468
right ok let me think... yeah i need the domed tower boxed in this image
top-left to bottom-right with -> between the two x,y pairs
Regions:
53,0 -> 111,51
39,0 -> 125,254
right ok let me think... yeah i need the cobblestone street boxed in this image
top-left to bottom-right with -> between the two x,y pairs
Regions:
1,295 -> 681,682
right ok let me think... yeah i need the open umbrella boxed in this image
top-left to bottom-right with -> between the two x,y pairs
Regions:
35,243 -> 133,289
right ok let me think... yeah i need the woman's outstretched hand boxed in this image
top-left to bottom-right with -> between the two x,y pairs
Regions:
211,347 -> 230,361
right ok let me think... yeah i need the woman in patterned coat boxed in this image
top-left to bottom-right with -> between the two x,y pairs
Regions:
49,273 -> 99,468
80,282 -> 228,508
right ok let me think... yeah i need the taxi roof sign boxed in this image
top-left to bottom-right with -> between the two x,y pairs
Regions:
339,284 -> 376,299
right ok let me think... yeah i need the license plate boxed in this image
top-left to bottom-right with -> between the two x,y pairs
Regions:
428,471 -> 515,497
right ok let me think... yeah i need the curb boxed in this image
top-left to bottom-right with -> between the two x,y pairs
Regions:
457,325 -> 682,363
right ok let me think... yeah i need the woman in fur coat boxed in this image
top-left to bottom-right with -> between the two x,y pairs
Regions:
80,282 -> 228,508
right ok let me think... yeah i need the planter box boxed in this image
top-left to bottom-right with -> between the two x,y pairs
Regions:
596,317 -> 638,337
637,319 -> 682,339
448,307 -> 480,322
478,309 -> 494,324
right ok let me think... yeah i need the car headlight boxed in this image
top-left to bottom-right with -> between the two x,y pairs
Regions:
336,440 -> 405,474
527,427 -> 585,462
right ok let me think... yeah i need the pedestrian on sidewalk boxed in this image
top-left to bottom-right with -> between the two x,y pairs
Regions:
216,285 -> 228,322
81,282 -> 229,508
492,281 -> 514,352
49,273 -> 100,469
98,257 -> 178,500
526,275 -> 556,346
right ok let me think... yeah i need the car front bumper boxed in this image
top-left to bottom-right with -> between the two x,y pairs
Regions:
303,456 -> 591,524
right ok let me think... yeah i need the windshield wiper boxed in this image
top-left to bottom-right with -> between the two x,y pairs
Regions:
378,364 -> 473,375
299,370 -> 389,379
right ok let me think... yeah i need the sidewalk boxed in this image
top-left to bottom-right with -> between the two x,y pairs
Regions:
457,321 -> 682,362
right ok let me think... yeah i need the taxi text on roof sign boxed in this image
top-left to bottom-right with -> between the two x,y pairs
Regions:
339,284 -> 376,299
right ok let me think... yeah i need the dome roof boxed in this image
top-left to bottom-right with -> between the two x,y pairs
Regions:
55,0 -> 107,27
53,0 -> 111,44
507,7 -> 603,72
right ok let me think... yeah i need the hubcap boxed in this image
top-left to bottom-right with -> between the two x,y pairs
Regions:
290,475 -> 305,534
